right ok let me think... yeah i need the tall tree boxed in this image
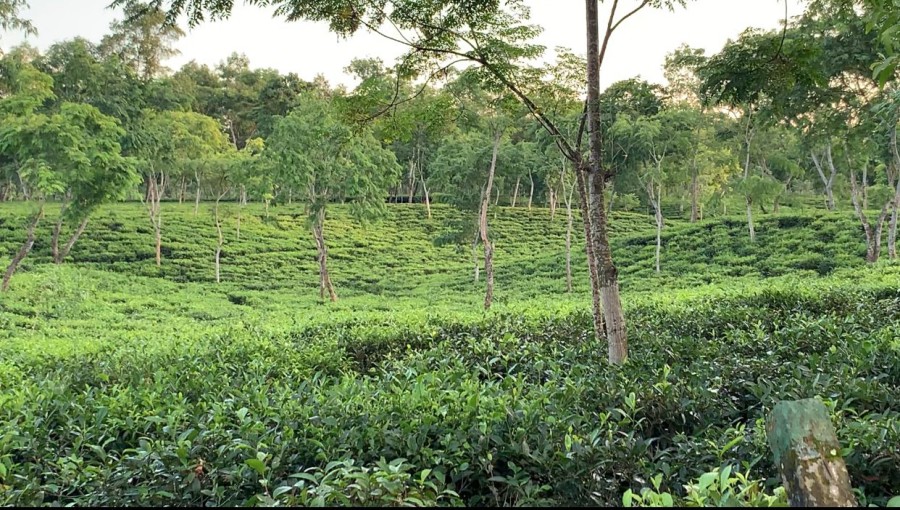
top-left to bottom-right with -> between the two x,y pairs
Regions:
134,0 -> 689,364
264,94 -> 401,301
100,1 -> 184,81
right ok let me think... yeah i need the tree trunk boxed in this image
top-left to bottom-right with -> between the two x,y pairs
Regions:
236,209 -> 242,240
743,110 -> 756,242
528,172 -> 534,210
408,158 -> 417,204
690,171 -> 699,223
145,170 -> 166,267
494,185 -> 500,207
586,0 -> 627,363
549,183 -> 557,221
575,163 -> 605,342
54,216 -> 89,264
214,190 -> 227,284
240,185 -> 247,206
312,212 -> 337,302
179,175 -> 186,204
421,176 -> 432,219
480,131 -> 501,310
512,176 -> 520,208
2,204 -> 44,292
890,126 -> 900,260
564,184 -> 574,293
811,146 -> 837,211
51,202 -> 69,264
193,172 -> 201,216
850,165 -> 891,263
647,181 -> 663,273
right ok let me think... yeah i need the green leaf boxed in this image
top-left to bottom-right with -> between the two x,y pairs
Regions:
245,458 -> 266,476
886,496 -> 900,507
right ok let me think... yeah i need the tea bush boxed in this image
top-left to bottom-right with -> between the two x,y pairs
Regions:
1,203 -> 898,506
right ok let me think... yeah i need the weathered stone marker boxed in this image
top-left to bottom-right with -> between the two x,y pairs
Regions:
766,399 -> 857,507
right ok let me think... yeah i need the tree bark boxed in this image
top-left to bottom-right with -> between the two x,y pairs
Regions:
690,171 -> 699,223
564,182 -> 574,293
889,126 -> 900,260
312,211 -> 337,302
480,131 -> 501,310
528,172 -> 534,210
194,172 -> 202,216
743,110 -> 756,242
811,146 -> 837,211
587,0 -> 627,363
51,202 -> 69,264
408,158 -> 417,204
647,180 -> 663,273
850,165 -> 891,263
575,163 -> 605,342
54,215 -> 89,264
512,176 -> 520,208
214,190 -> 228,284
2,204 -> 44,292
145,170 -> 166,267
421,176 -> 432,219
179,175 -> 186,204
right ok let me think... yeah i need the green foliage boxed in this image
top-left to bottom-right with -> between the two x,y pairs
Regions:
0,203 -> 899,506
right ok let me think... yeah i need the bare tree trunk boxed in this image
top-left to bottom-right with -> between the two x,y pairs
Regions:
890,127 -> 900,260
145,170 -> 166,267
647,180 -> 663,273
407,156 -> 417,204
575,162 -> 605,344
421,176 -> 432,219
312,211 -> 337,302
472,233 -> 480,283
190,172 -> 199,216
2,204 -> 44,292
236,208 -> 242,240
240,185 -> 247,206
743,110 -> 756,242
51,202 -> 68,264
214,190 -> 227,284
528,172 -> 534,210
494,185 -> 500,207
564,183 -> 574,293
179,175 -> 186,204
480,132 -> 501,310
811,146 -> 837,211
862,164 -> 869,210
587,0 -> 626,363
549,184 -> 557,221
59,217 -> 89,263
690,171 -> 699,223
512,176 -> 520,208
850,165 -> 891,263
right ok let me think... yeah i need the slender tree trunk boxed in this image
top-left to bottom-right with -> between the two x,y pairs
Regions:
850,165 -> 891,263
575,162 -> 605,344
194,172 -> 201,216
240,185 -> 247,206
564,183 -> 574,293
494,185 -> 500,207
59,217 -> 89,263
179,176 -> 186,204
528,172 -> 534,210
811,146 -> 837,211
549,184 -> 557,221
743,110 -> 756,242
312,211 -> 337,302
145,171 -> 165,267
2,204 -> 44,292
512,176 -> 520,208
480,132 -> 501,310
51,202 -> 69,264
421,176 -> 432,219
890,127 -> 900,260
472,235 -> 480,283
862,164 -> 869,210
408,158 -> 417,204
587,0 -> 626,363
690,171 -> 699,223
236,208 -> 242,240
214,190 -> 227,284
647,181 -> 663,273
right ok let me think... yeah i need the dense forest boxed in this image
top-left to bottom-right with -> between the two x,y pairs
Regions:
1,0 -> 899,507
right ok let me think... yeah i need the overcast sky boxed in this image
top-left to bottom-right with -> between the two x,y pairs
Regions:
4,0 -> 805,90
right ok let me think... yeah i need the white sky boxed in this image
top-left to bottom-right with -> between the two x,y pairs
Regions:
4,0 -> 805,90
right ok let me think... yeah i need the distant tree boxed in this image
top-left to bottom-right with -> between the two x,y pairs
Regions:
0,65 -> 137,289
264,95 -> 401,302
0,0 -> 35,41
100,1 -> 184,81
